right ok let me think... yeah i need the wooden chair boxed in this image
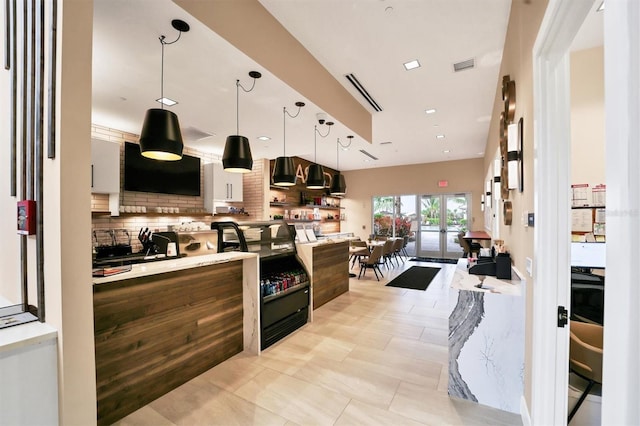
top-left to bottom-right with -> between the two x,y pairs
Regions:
568,320 -> 603,423
358,245 -> 384,280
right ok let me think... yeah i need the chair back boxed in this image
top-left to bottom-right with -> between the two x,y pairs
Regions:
367,245 -> 383,264
569,320 -> 604,383
382,239 -> 394,255
458,231 -> 470,252
351,240 -> 368,248
392,238 -> 403,252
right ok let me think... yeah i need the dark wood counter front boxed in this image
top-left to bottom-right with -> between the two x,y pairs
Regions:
297,240 -> 350,310
93,260 -> 243,425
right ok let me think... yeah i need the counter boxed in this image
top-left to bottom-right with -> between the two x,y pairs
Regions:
448,258 -> 525,414
296,239 -> 350,314
93,252 -> 259,425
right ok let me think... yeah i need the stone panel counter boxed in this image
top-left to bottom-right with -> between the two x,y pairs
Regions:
448,258 -> 526,414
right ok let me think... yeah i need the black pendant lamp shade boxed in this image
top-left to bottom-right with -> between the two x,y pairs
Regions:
224,71 -> 261,173
139,109 -> 184,161
140,19 -> 189,161
223,135 -> 253,173
272,156 -> 296,186
273,102 -> 305,186
330,172 -> 347,195
307,163 -> 325,189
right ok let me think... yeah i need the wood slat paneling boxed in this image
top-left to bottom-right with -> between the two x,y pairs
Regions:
312,241 -> 349,309
93,261 -> 244,425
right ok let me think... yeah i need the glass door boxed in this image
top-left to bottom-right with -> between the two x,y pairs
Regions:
417,193 -> 469,259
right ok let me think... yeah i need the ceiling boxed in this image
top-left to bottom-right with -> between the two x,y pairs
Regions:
92,0 -> 513,171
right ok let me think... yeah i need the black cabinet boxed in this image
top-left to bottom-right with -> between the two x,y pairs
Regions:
212,220 -> 310,349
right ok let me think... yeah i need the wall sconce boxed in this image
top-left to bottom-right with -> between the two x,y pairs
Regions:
272,102 -> 304,186
493,157 -> 501,202
223,71 -> 262,173
507,117 -> 524,192
139,19 -> 190,161
485,180 -> 492,208
481,194 -> 485,212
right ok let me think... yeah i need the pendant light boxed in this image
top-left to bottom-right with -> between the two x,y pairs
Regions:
273,102 -> 305,186
139,19 -> 190,161
330,135 -> 352,196
223,71 -> 261,173
307,121 -> 333,189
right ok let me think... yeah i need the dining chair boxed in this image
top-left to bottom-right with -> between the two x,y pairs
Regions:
381,239 -> 396,268
349,240 -> 370,269
568,320 -> 603,423
358,244 -> 384,280
391,237 -> 405,263
458,231 -> 481,257
401,235 -> 410,257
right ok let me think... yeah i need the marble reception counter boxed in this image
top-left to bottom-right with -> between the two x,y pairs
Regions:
448,259 -> 526,414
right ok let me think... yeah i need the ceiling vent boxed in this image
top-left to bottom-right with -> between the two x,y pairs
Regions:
182,126 -> 215,141
380,141 -> 392,145
453,58 -> 475,72
345,73 -> 383,112
359,149 -> 379,160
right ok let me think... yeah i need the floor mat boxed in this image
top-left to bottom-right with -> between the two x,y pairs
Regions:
409,257 -> 458,264
385,266 -> 441,291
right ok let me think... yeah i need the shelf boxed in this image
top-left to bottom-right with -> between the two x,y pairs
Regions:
92,211 -> 216,218
270,202 -> 293,207
304,204 -> 343,209
263,282 -> 310,304
571,205 -> 605,209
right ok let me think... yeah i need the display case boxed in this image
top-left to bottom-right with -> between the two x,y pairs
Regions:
211,220 -> 310,349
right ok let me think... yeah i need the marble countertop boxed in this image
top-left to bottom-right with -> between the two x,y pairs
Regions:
0,321 -> 57,353
93,251 -> 257,285
451,258 -> 523,296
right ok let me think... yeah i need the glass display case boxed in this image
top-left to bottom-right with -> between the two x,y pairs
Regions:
211,220 -> 310,349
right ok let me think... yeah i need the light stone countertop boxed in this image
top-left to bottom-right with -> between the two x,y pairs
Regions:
93,251 -> 257,285
450,258 -> 523,296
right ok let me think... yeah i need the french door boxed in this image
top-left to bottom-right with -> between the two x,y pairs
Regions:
416,193 -> 469,259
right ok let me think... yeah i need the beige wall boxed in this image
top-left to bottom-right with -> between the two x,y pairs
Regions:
341,158 -> 484,240
571,46 -> 605,187
482,0 -> 549,408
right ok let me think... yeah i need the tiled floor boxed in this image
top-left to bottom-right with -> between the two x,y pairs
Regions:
115,258 -> 522,426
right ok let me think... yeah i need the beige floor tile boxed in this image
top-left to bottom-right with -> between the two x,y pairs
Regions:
293,355 -> 401,406
148,375 -> 289,426
390,381 -> 521,426
344,346 -> 442,388
361,317 -> 425,339
334,399 -> 426,426
384,336 -> 448,364
234,369 -> 351,425
199,352 -> 265,392
112,405 -> 175,426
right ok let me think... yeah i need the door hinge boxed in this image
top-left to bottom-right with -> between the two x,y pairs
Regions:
557,306 -> 568,328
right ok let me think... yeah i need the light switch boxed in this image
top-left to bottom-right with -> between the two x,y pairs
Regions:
526,257 -> 533,277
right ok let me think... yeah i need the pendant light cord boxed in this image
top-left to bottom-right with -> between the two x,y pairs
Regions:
283,103 -> 304,156
234,75 -> 260,136
158,29 -> 184,111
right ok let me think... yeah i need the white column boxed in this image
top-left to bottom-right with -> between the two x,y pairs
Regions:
602,1 -> 640,423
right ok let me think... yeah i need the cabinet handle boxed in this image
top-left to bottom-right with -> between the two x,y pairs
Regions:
91,164 -> 94,188
229,183 -> 233,199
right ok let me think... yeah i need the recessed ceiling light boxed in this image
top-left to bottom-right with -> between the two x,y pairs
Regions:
443,150 -> 450,153
403,60 -> 421,71
425,108 -> 437,114
597,1 -> 604,11
156,97 -> 177,106
477,152 -> 484,156
257,136 -> 270,141
436,134 -> 445,139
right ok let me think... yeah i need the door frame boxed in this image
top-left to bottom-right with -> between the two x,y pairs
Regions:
416,193 -> 470,259
531,0 -> 597,424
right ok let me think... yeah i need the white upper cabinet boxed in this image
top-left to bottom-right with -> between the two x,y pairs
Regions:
91,138 -> 120,194
204,163 -> 243,212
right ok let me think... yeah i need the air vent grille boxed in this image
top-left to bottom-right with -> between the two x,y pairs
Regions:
345,73 -> 383,112
182,126 -> 215,141
453,58 -> 475,72
380,141 -> 392,145
359,149 -> 378,160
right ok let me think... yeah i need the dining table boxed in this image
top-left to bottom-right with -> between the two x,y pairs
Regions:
463,231 -> 492,247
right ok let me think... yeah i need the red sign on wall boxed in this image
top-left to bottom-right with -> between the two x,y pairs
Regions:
438,180 -> 449,188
